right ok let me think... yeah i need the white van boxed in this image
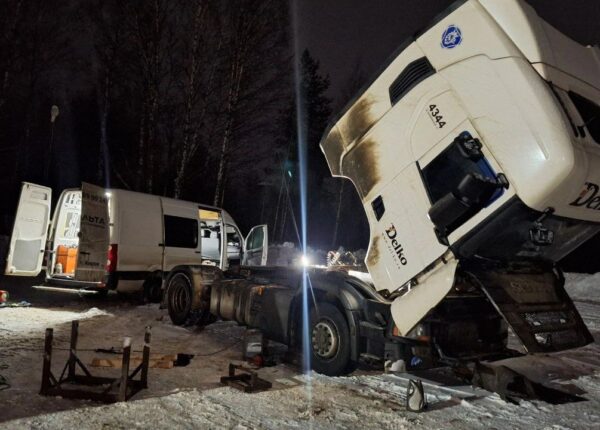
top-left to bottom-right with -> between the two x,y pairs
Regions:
4,182 -> 267,298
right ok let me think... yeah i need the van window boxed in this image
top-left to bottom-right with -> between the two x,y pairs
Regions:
569,91 -> 600,144
164,215 -> 198,248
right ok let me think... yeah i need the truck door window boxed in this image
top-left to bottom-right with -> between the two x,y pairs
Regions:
247,227 -> 264,250
164,215 -> 198,248
569,91 -> 600,144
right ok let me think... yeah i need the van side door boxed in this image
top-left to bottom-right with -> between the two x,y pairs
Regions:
243,225 -> 268,266
76,183 -> 110,283
4,182 -> 52,276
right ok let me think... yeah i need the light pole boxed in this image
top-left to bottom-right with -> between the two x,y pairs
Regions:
44,105 -> 59,183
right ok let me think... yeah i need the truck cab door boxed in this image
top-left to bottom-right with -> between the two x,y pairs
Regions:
4,182 -> 52,276
75,183 -> 109,283
243,225 -> 268,266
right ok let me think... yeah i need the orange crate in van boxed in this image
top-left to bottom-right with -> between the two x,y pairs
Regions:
56,245 -> 78,274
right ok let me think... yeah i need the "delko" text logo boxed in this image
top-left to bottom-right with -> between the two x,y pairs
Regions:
570,182 -> 600,210
385,224 -> 408,266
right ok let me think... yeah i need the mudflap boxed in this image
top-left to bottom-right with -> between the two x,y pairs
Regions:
469,262 -> 593,353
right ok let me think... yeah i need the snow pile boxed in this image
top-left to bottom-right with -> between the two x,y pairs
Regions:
6,377 -> 414,430
6,370 -> 600,429
0,307 -> 110,335
565,272 -> 600,302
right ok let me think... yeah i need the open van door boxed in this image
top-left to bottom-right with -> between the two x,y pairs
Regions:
243,225 -> 268,266
4,182 -> 52,276
75,183 -> 109,283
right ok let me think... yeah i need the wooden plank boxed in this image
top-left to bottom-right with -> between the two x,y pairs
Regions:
91,357 -> 173,369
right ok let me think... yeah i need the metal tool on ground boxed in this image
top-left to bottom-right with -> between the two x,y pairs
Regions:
406,379 -> 427,412
220,363 -> 272,393
243,329 -> 265,360
40,320 -> 151,403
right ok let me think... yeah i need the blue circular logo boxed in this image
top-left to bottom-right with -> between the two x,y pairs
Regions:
441,25 -> 463,49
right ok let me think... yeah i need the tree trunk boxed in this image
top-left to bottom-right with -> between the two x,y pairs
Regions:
98,73 -> 111,185
213,59 -> 244,206
136,99 -> 147,190
174,1 -> 206,199
0,0 -> 23,112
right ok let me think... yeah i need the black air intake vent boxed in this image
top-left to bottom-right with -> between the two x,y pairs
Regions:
389,57 -> 435,106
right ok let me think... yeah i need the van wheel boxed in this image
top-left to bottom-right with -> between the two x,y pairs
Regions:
307,303 -> 352,376
166,272 -> 213,326
143,276 -> 162,303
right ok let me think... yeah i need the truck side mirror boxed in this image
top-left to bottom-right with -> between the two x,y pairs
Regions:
428,173 -> 501,240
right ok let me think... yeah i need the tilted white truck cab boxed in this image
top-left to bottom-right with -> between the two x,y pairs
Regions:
5,182 -> 267,298
159,0 -> 600,383
321,0 -> 599,351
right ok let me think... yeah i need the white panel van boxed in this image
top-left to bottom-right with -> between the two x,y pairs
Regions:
4,182 -> 267,299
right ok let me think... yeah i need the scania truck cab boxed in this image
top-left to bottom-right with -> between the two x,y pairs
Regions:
319,0 -> 600,358
166,0 -> 598,377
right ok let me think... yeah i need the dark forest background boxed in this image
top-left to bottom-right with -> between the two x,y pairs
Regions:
0,0 -> 368,251
0,0 -> 597,271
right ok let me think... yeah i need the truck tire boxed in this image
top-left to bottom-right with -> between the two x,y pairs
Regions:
166,271 -> 215,327
167,272 -> 194,326
308,303 -> 352,376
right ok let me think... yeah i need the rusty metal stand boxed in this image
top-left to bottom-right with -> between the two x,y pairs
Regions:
220,363 -> 272,393
40,321 -> 151,403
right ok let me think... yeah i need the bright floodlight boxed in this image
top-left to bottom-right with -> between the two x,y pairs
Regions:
301,255 -> 310,267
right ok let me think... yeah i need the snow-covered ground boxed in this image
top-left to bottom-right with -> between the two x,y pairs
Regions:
0,273 -> 598,429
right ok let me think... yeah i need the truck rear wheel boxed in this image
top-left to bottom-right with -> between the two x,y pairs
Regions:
308,303 -> 352,376
167,272 -> 194,326
166,271 -> 214,327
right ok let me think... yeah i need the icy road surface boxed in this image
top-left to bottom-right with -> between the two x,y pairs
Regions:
0,273 -> 599,429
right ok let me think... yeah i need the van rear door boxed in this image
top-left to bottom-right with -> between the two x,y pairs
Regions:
4,182 -> 52,276
243,225 -> 268,266
75,183 -> 109,283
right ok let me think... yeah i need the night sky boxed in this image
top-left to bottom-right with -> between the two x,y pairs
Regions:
297,0 -> 600,104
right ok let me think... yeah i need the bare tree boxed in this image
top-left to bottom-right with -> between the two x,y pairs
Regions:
86,0 -> 129,186
0,0 -> 24,113
90,0 -> 180,193
212,0 -> 290,207
172,1 -> 222,198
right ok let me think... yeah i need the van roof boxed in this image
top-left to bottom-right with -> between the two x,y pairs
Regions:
106,188 -> 237,226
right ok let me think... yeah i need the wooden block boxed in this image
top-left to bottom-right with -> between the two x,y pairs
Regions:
131,354 -> 177,362
154,360 -> 174,369
91,357 -> 174,369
